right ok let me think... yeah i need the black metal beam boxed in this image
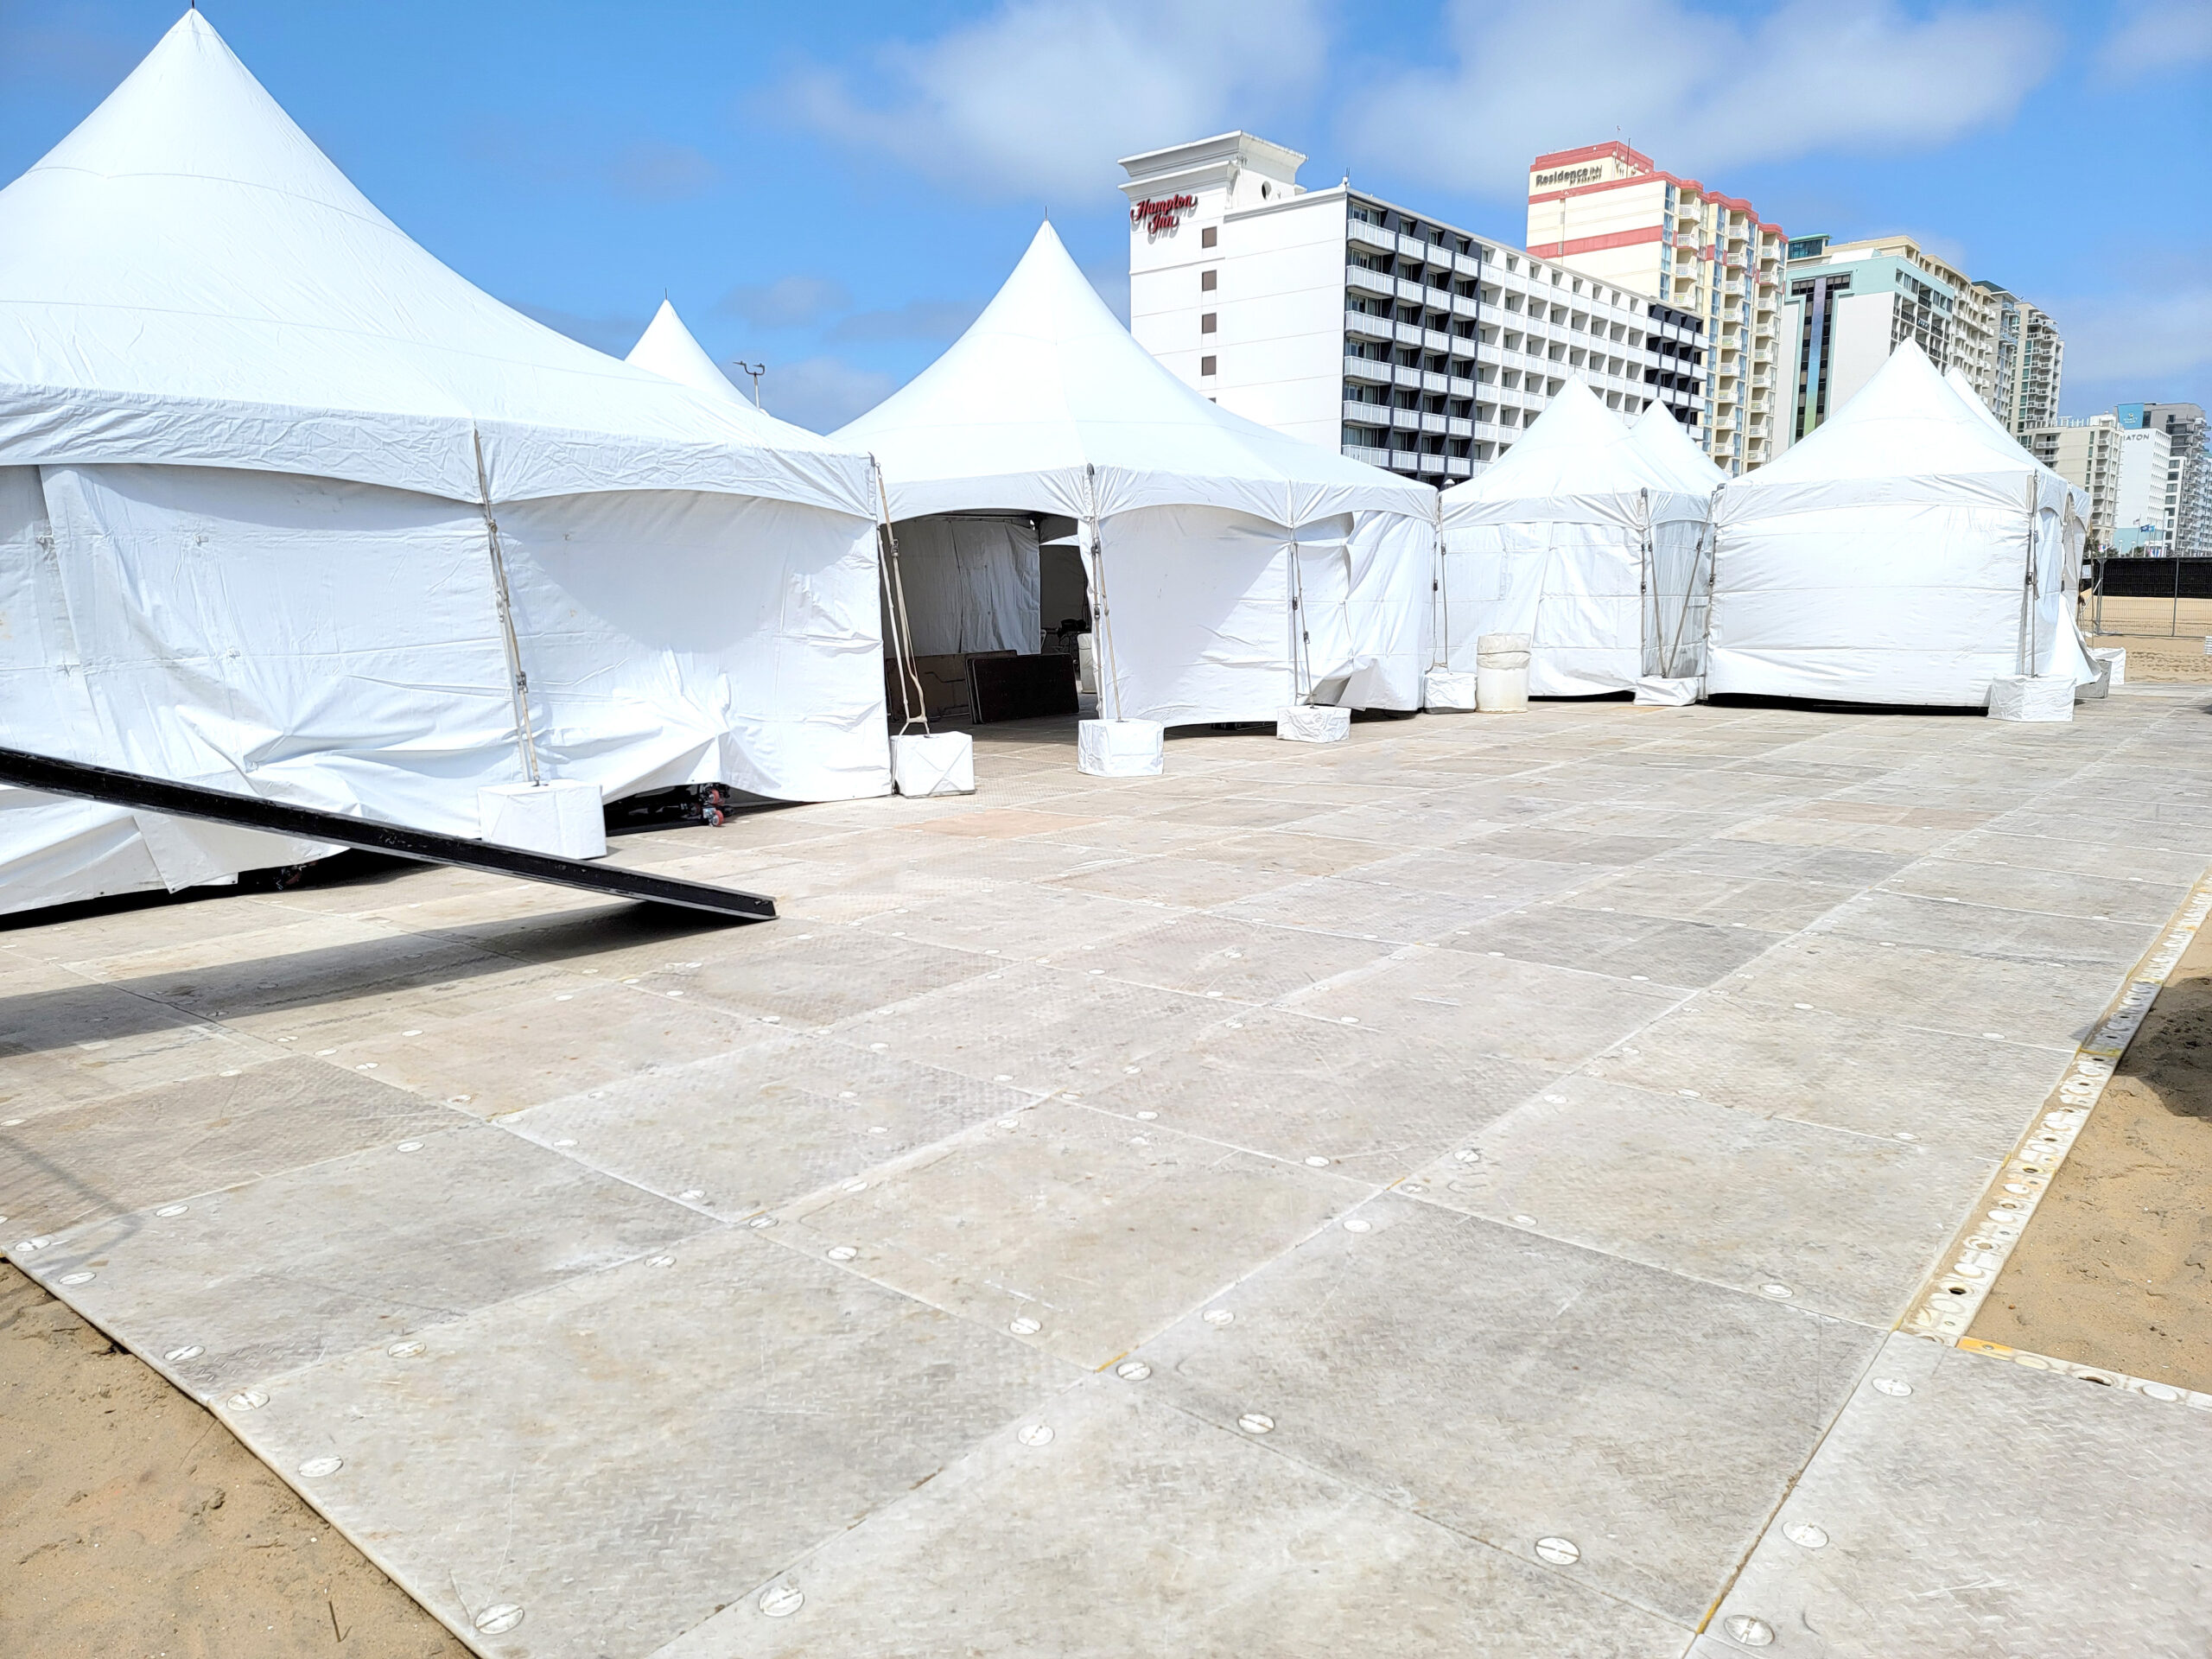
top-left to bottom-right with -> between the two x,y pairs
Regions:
0,747 -> 776,923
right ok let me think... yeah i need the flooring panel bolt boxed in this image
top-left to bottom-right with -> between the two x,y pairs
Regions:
1008,1316 -> 1042,1336
226,1389 -> 267,1412
1723,1614 -> 1776,1647
1017,1423 -> 1055,1446
474,1604 -> 524,1636
1238,1412 -> 1274,1434
1116,1360 -> 1151,1381
757,1583 -> 804,1618
163,1344 -> 203,1363
297,1456 -> 344,1478
1872,1377 -> 1913,1396
1783,1522 -> 1829,1549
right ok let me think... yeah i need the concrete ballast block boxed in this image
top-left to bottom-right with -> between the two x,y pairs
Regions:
892,732 -> 976,797
1277,704 -> 1352,744
1987,675 -> 2075,723
478,779 -> 607,859
1424,668 -> 1478,711
1077,719 -> 1164,777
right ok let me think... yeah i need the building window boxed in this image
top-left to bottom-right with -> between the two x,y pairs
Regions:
1201,226 -> 1218,248
1200,269 -> 1217,292
1200,313 -> 1217,334
1200,355 -> 1217,377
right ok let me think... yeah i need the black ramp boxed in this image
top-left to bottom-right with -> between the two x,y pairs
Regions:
0,746 -> 776,923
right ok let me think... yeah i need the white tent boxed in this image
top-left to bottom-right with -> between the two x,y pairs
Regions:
835,225 -> 1437,727
0,14 -> 889,916
1707,342 -> 2093,706
1437,381 -> 1713,694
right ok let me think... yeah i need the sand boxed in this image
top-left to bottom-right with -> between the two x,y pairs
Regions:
2088,632 -> 2212,686
1968,889 -> 2212,1391
0,1263 -> 468,1658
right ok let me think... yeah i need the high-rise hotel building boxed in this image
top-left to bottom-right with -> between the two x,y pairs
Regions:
1119,132 -> 1696,486
1523,143 -> 1789,474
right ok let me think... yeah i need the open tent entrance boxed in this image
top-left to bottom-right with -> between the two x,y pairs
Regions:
881,512 -> 1088,728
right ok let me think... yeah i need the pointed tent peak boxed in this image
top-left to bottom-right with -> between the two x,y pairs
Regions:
626,299 -> 747,405
1626,399 -> 1727,492
1737,340 -> 2036,487
835,214 -> 1431,523
1446,377 -> 1637,503
970,217 -> 1132,345
24,8 -> 393,227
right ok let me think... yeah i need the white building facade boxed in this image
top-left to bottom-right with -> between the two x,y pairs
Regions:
1120,132 -> 1685,486
2027,416 -> 2123,552
1523,142 -> 1789,474
2113,422 -> 2175,554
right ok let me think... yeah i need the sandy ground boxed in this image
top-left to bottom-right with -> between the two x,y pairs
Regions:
0,1263 -> 468,1658
1968,889 -> 2212,1391
2086,606 -> 2212,684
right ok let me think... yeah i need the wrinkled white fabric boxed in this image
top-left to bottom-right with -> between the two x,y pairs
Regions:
837,224 -> 1433,722
0,16 -> 874,515
1710,344 -> 2092,705
1439,382 -> 1708,694
0,21 -> 895,913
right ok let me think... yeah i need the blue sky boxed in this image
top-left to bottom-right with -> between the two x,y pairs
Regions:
3,0 -> 2207,431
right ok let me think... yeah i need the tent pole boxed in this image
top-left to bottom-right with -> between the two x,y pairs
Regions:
1431,496 -> 1449,673
872,461 -> 929,735
471,429 -> 542,786
1082,465 -> 1127,722
2019,475 -> 2038,679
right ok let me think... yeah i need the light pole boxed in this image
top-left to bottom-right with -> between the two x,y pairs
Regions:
731,361 -> 764,409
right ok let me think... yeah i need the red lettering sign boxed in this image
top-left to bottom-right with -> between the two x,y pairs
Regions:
1130,194 -> 1197,235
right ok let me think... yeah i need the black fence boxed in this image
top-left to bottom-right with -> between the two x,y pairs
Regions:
2088,556 -> 2212,599
2082,556 -> 2212,637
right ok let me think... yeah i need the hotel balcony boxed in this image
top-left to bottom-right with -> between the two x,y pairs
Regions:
1345,310 -> 1394,343
1343,442 -> 1392,467
1343,354 -> 1392,385
1446,455 -> 1475,479
1342,399 -> 1391,426
1346,266 -> 1394,299
1347,221 -> 1394,254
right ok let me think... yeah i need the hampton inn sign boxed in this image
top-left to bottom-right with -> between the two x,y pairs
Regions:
1129,193 -> 1197,234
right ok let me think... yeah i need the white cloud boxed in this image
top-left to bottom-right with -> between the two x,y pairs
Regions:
779,0 -> 1326,200
2099,0 -> 2212,81
2050,283 -> 2212,410
1351,0 -> 2058,197
830,299 -> 982,343
605,140 -> 718,204
718,276 -> 854,330
759,355 -> 898,434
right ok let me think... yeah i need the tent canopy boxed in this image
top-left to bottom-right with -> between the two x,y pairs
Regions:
1442,379 -> 1705,529
836,222 -> 1433,525
0,11 -> 872,514
626,301 -> 753,407
1707,341 -> 2088,705
1718,342 -> 2068,518
1626,400 -> 1727,493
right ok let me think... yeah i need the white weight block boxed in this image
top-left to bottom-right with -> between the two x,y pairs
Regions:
892,732 -> 975,797
2089,647 -> 2126,686
478,779 -> 607,860
1423,668 -> 1478,711
1277,704 -> 1351,744
1077,719 -> 1164,777
1987,675 -> 2075,723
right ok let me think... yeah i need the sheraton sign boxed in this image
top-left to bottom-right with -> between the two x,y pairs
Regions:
1129,193 -> 1197,234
